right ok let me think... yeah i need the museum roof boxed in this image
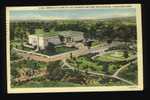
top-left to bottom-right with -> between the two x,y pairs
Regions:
58,30 -> 84,37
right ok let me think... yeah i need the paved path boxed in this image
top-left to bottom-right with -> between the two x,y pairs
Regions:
61,59 -> 136,85
113,60 -> 137,76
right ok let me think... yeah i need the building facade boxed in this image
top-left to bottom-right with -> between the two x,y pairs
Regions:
28,35 -> 48,50
28,29 -> 85,50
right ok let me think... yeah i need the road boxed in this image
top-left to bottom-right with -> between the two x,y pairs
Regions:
13,42 -> 125,63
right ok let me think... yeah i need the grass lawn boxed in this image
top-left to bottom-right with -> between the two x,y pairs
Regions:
66,51 -> 134,75
34,29 -> 58,37
11,41 -> 22,49
55,46 -> 77,54
23,47 -> 34,51
95,51 -> 132,62
91,41 -> 107,48
11,59 -> 48,69
37,46 -> 77,56
12,80 -> 82,88
118,63 -> 138,84
68,56 -> 103,72
37,50 -> 56,56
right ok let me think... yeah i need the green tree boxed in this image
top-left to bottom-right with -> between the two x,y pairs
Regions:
47,61 -> 65,80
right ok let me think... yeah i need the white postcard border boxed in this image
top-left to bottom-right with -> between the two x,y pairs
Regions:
6,4 -> 143,93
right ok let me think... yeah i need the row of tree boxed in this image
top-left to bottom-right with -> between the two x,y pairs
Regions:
10,17 -> 136,43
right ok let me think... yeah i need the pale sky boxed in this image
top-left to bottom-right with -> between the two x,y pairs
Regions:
10,8 -> 136,20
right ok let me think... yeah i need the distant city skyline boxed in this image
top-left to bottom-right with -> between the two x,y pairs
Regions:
10,8 -> 136,20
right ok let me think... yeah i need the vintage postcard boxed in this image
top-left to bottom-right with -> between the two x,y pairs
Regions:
6,4 -> 143,93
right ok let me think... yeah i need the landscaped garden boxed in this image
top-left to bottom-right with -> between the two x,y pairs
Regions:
95,51 -> 133,62
67,50 -> 134,73
65,49 -> 137,85
10,16 -> 138,87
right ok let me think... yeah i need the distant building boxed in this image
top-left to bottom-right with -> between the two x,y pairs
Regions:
28,29 -> 85,50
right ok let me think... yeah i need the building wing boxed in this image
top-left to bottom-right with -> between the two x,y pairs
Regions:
58,30 -> 84,42
47,36 -> 61,45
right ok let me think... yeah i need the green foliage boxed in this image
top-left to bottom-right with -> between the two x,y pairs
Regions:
10,49 -> 22,60
118,63 -> 138,84
10,17 -> 137,87
55,46 -> 77,54
95,51 -> 132,62
68,56 -> 103,73
99,77 -> 130,86
123,51 -> 129,58
11,60 -> 46,78
37,46 -> 77,56
10,17 -> 136,43
47,61 -> 65,81
91,40 -> 100,47
12,80 -> 82,88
